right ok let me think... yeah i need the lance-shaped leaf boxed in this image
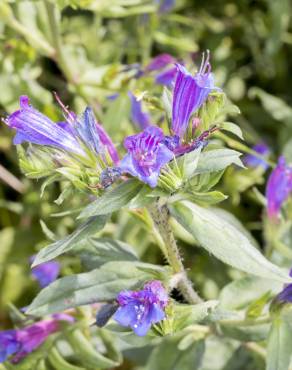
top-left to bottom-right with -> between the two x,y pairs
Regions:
76,237 -> 138,270
78,179 -> 143,219
193,149 -> 244,176
32,215 -> 108,267
169,201 -> 290,283
26,261 -> 167,316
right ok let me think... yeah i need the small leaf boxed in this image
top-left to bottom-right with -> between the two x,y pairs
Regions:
32,216 -> 108,266
220,122 -> 244,139
78,179 -> 142,219
194,149 -> 244,176
145,335 -> 205,370
170,201 -> 290,283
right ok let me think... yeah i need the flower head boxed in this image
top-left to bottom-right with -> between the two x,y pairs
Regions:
266,156 -> 292,220
114,280 -> 168,336
30,256 -> 60,288
5,96 -> 119,165
120,126 -> 173,187
172,51 -> 218,138
5,96 -> 83,155
243,143 -> 270,170
128,92 -> 151,130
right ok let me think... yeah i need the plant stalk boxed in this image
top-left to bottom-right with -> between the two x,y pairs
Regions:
148,200 -> 202,304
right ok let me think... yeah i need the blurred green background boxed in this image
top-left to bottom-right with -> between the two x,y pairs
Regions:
0,0 -> 292,330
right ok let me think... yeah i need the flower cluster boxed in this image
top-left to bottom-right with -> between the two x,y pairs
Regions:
4,52 -> 219,191
266,156 -> 292,220
113,280 -> 168,336
0,314 -> 74,363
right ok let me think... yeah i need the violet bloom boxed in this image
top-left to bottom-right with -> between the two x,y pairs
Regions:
172,51 -> 218,138
243,143 -> 270,170
120,126 -> 174,187
114,280 -> 168,336
128,92 -> 151,130
0,316 -> 72,363
145,54 -> 175,72
155,67 -> 177,87
266,156 -> 292,220
277,268 -> 292,303
5,96 -> 83,155
158,0 -> 175,13
30,256 -> 60,288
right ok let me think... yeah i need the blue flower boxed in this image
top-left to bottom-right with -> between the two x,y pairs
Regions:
145,54 -> 175,72
155,67 -> 177,87
0,330 -> 19,363
120,126 -> 174,187
277,269 -> 292,303
156,0 -> 175,13
128,92 -> 151,130
266,156 -> 292,220
114,280 -> 168,336
30,256 -> 60,288
172,52 -> 218,138
243,143 -> 270,170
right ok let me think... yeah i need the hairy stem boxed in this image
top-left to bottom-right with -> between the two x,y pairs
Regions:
148,200 -> 202,304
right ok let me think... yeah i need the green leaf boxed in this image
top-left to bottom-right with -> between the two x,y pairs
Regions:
26,261 -> 166,316
76,237 -> 138,269
145,335 -> 205,370
78,179 -> 142,219
173,301 -> 218,332
169,201 -> 290,283
220,122 -> 244,140
32,216 -> 108,266
171,191 -> 227,206
219,276 -> 282,310
194,149 -> 244,176
177,147 -> 202,179
266,308 -> 292,370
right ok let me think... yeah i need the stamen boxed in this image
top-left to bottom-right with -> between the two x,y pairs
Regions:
53,92 -> 75,124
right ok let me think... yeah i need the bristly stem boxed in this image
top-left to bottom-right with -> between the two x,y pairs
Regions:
148,200 -> 202,304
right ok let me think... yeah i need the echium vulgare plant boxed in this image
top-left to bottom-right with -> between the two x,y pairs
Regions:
2,51 -> 292,369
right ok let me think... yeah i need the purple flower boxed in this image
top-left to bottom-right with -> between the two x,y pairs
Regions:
243,143 -> 270,170
172,52 -> 218,138
158,0 -> 175,13
114,280 -> 168,336
0,316 -> 73,363
5,96 -> 83,155
155,67 -> 177,87
120,126 -> 174,187
30,256 -> 60,288
145,54 -> 175,72
128,92 -> 151,130
277,269 -> 292,303
266,156 -> 292,220
5,96 -> 119,164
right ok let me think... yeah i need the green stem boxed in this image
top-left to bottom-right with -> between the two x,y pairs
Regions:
148,200 -> 202,304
